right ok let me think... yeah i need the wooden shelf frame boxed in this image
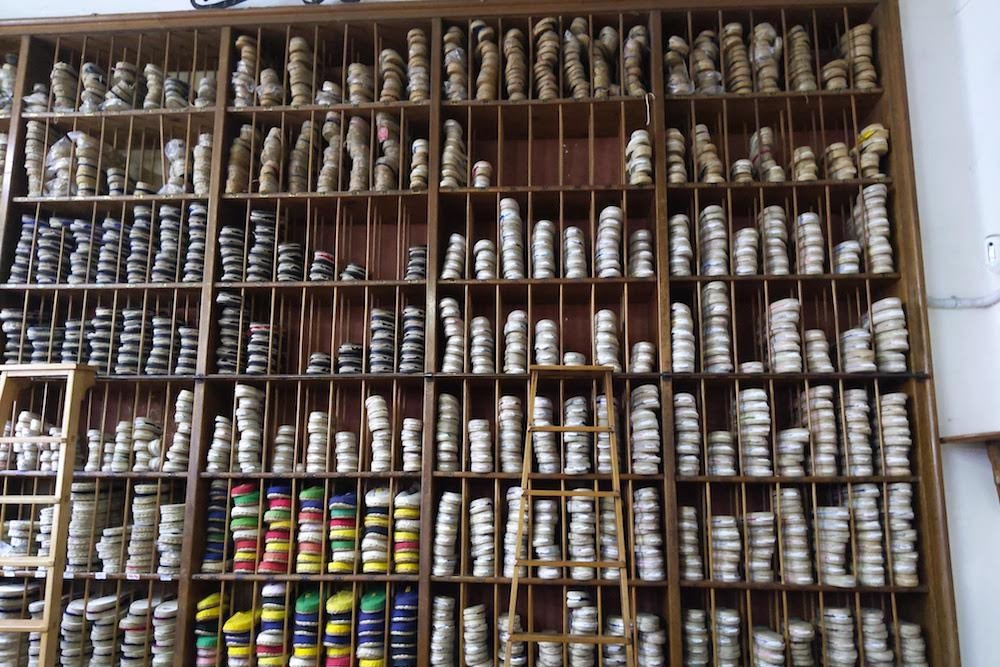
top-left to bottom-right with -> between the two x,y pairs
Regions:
0,1 -> 960,666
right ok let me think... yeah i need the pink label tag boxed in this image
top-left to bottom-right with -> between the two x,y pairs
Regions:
378,126 -> 389,142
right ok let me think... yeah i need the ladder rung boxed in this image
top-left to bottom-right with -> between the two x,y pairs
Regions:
0,436 -> 65,444
0,555 -> 53,568
0,363 -> 91,377
514,559 -> 626,568
521,489 -> 619,498
527,425 -> 614,433
0,495 -> 58,505
509,632 -> 630,646
0,618 -> 46,633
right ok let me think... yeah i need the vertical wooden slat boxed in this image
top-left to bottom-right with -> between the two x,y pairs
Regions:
173,24 -> 231,667
0,36 -> 32,267
646,8 -> 687,666
415,16 -> 443,667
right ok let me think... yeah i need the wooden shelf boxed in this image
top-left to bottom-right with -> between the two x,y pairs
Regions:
432,471 -> 665,481
199,471 -> 420,480
940,431 -> 1000,444
668,371 -> 929,381
679,580 -> 927,594
676,475 -> 919,484
431,575 -> 667,587
220,190 -> 427,202
0,282 -> 203,294
193,573 -> 419,583
13,194 -> 207,205
62,572 -> 180,582
92,375 -> 198,384
21,108 -> 217,132
439,184 -> 656,195
213,279 -> 425,291
668,272 -> 901,284
226,100 -> 432,116
200,372 -> 427,383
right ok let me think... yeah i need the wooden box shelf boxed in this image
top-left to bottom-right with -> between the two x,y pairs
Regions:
0,1 -> 959,666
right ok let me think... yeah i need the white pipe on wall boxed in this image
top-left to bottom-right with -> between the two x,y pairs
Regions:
928,289 -> 1000,309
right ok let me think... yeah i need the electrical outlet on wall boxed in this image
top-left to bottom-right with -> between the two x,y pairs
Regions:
986,235 -> 1000,273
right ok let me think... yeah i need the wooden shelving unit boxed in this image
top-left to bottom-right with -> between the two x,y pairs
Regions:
0,1 -> 959,666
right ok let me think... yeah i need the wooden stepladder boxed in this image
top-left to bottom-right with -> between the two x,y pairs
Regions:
0,364 -> 95,667
504,365 -> 634,665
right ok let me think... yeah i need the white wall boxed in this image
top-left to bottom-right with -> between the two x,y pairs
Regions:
2,0 -> 999,663
903,0 -> 1000,439
899,0 -> 1000,665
